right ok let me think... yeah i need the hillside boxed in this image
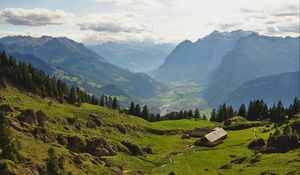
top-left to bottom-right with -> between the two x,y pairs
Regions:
0,36 -> 168,99
227,72 -> 300,107
0,44 -> 131,104
154,30 -> 253,83
0,85 -> 299,175
204,34 -> 300,105
89,41 -> 174,72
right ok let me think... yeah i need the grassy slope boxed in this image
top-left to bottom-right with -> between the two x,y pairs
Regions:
0,86 -> 299,175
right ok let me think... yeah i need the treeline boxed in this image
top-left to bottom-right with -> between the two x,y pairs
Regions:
210,98 -> 300,124
126,101 -> 206,122
126,102 -> 161,122
162,108 -> 206,120
0,51 -> 119,109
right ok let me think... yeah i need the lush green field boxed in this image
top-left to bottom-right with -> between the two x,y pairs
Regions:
0,86 -> 299,175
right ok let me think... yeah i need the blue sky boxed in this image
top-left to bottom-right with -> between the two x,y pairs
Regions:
0,0 -> 299,44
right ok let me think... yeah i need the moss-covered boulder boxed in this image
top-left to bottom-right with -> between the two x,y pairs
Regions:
36,110 -> 48,126
17,109 -> 37,125
220,163 -> 232,169
121,141 -> 143,156
67,136 -> 87,152
86,138 -> 116,156
248,138 -> 265,150
142,147 -> 155,154
0,104 -> 14,113
32,127 -> 56,143
231,156 -> 247,164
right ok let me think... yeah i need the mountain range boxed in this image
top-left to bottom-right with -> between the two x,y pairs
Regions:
0,36 -> 168,99
153,30 -> 253,83
0,30 -> 299,110
152,30 -> 299,107
203,33 -> 299,105
89,41 -> 174,72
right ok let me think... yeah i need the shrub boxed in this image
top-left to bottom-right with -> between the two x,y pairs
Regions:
0,113 -> 21,162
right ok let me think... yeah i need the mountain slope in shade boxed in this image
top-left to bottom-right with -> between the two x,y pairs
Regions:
204,34 -> 300,105
0,43 -> 54,75
0,36 -> 168,99
0,44 -> 130,100
154,30 -> 253,82
227,72 -> 300,107
89,41 -> 174,72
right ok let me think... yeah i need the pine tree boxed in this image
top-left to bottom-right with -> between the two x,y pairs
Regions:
128,102 -> 135,115
238,103 -> 247,117
108,96 -> 112,108
227,105 -> 234,119
210,109 -> 216,121
141,105 -> 149,120
100,95 -> 105,106
216,104 -> 227,122
68,87 -> 77,105
47,147 -> 60,175
155,114 -> 161,121
202,114 -> 207,120
112,97 -> 118,110
292,97 -> 300,115
275,100 -> 285,123
0,76 -> 7,89
0,112 -> 10,148
134,104 -> 141,117
76,88 -> 82,105
0,112 -> 20,162
194,109 -> 200,119
188,110 -> 193,119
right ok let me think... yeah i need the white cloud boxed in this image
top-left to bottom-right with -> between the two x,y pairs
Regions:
0,0 -> 299,44
77,12 -> 149,33
0,8 -> 73,26
95,0 -> 162,10
214,1 -> 300,37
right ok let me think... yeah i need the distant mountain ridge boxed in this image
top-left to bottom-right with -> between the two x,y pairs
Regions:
154,30 -> 253,82
0,35 -> 168,99
204,33 -> 300,105
226,71 -> 300,107
89,41 -> 174,72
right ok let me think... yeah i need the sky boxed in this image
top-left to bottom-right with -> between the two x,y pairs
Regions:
0,0 -> 299,44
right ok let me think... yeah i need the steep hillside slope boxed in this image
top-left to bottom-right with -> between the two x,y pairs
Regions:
226,72 -> 300,107
0,45 -> 129,100
89,41 -> 174,72
154,30 -> 252,82
204,34 -> 299,105
0,36 -> 168,99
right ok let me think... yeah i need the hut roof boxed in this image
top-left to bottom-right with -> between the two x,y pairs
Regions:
204,127 -> 227,143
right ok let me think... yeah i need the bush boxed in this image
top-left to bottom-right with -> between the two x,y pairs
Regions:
47,147 -> 67,175
267,134 -> 300,153
291,120 -> 300,134
0,113 -> 21,162
247,138 -> 265,150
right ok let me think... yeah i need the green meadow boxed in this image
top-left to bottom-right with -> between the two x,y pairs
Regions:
0,86 -> 299,175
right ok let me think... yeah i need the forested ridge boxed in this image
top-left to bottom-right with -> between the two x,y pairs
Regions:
0,50 -> 119,109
